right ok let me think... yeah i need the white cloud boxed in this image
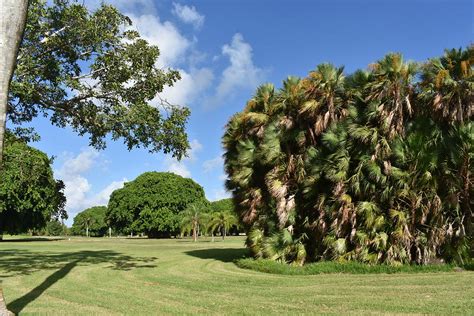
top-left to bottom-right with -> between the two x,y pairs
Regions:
87,178 -> 128,207
208,33 -> 266,108
124,13 -> 213,108
211,189 -> 231,201
55,149 -> 99,214
159,67 -> 214,106
57,149 -> 99,177
55,149 -> 127,223
163,139 -> 202,178
62,176 -> 91,212
172,3 -> 205,29
187,139 -> 203,161
202,155 -> 223,173
127,13 -> 191,68
166,161 -> 191,178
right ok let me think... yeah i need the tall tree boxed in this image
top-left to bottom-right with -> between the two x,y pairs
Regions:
207,211 -> 237,240
181,203 -> 209,242
0,0 -> 28,167
1,0 -> 191,169
0,133 -> 66,239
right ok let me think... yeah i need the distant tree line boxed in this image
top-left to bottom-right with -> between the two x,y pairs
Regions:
70,172 -> 239,239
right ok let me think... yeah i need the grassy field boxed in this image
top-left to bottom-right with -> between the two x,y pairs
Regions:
0,236 -> 473,315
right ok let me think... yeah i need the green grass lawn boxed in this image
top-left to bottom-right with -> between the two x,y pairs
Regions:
0,236 -> 473,315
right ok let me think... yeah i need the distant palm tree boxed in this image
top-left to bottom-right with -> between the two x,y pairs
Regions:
366,53 -> 417,138
207,211 -> 238,240
181,204 -> 208,242
420,47 -> 473,124
85,217 -> 93,237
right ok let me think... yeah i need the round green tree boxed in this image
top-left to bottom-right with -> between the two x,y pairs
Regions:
107,172 -> 208,238
72,206 -> 108,237
0,134 -> 66,239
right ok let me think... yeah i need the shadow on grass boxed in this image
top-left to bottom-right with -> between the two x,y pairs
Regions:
175,239 -> 216,243
185,248 -> 248,263
0,249 -> 157,278
0,237 -> 65,242
0,249 -> 158,314
7,260 -> 78,314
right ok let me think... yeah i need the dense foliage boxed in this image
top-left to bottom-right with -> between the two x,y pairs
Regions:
71,206 -> 108,237
0,134 -> 66,237
210,198 -> 234,213
29,219 -> 69,236
41,220 -> 68,236
107,172 -> 208,237
224,47 -> 473,265
235,258 -> 471,275
7,0 -> 189,159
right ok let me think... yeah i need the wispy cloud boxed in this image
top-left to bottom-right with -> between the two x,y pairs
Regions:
163,139 -> 202,178
207,33 -> 266,108
125,10 -> 213,108
55,148 -> 126,222
127,13 -> 191,68
55,149 -> 99,213
172,3 -> 205,29
211,189 -> 231,201
87,178 -> 128,207
202,155 -> 224,173
159,67 -> 214,107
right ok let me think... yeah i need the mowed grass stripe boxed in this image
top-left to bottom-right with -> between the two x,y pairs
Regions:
0,237 -> 472,315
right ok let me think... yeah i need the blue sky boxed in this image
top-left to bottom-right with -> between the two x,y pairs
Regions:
25,0 -> 472,225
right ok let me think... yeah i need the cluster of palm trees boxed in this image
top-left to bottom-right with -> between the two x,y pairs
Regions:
223,47 -> 472,265
180,203 -> 238,242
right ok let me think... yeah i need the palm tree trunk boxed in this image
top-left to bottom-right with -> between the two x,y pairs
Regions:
0,0 -> 28,168
193,224 -> 197,242
86,224 -> 89,238
460,150 -> 472,239
222,227 -> 226,240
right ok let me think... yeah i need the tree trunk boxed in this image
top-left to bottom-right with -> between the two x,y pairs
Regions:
193,224 -> 197,242
86,224 -> 89,238
0,0 -> 28,168
109,227 -> 112,238
0,284 -> 13,316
